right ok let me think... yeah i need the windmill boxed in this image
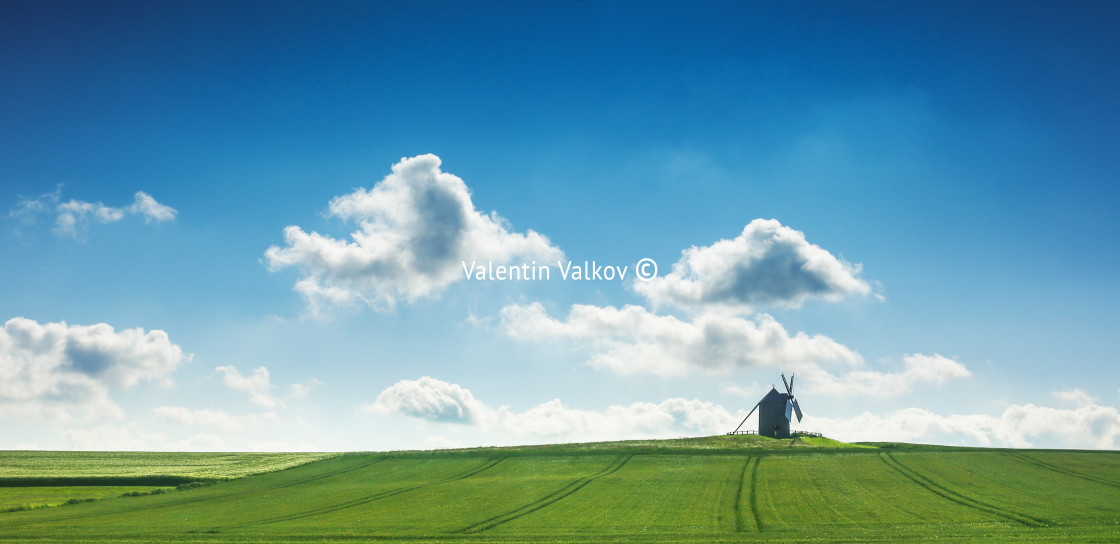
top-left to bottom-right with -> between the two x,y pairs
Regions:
729,372 -> 803,438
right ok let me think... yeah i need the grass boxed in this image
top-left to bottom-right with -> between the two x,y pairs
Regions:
0,437 -> 1117,542
0,451 -> 338,483
0,451 -> 336,518
0,486 -> 174,513
387,432 -> 871,458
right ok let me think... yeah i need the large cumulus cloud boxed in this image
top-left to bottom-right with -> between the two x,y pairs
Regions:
265,154 -> 562,314
0,317 -> 188,420
635,218 -> 870,313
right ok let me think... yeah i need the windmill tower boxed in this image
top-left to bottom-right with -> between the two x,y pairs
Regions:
730,372 -> 803,438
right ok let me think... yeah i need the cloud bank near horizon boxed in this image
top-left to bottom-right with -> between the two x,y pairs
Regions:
499,302 -> 863,376
368,377 -> 1120,450
364,376 -> 740,441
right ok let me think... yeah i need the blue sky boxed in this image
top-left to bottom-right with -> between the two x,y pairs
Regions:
2,1 -> 1119,451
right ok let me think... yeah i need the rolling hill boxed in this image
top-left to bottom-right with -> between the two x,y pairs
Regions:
1,435 -> 1117,543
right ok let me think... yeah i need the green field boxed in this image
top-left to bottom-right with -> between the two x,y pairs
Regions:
0,452 -> 336,514
1,436 -> 1118,543
0,451 -> 339,482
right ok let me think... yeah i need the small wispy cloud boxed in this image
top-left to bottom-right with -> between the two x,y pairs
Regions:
1054,389 -> 1096,407
215,365 -> 321,408
8,185 -> 177,238
216,366 -> 284,409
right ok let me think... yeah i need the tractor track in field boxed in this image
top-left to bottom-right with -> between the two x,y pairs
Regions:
456,455 -> 632,534
879,453 -> 1048,528
0,455 -> 386,528
1005,452 -> 1120,489
212,457 -> 506,532
732,456 -> 760,532
732,456 -> 749,532
749,456 -> 763,531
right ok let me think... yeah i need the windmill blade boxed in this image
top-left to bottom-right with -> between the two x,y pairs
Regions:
789,374 -> 795,396
731,402 -> 760,434
781,372 -> 792,396
785,399 -> 793,421
792,399 -> 803,422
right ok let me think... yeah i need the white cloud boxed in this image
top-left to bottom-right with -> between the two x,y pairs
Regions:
214,366 -> 320,408
8,187 -> 56,220
490,397 -> 740,439
264,154 -> 563,315
1054,389 -> 1096,407
128,191 -> 177,222
56,200 -> 125,233
363,376 -> 487,423
482,219 -> 889,384
722,382 -> 762,398
9,187 -> 177,238
154,406 -> 277,431
634,219 -> 870,313
499,302 -> 862,377
216,366 -> 283,409
365,376 -> 742,441
147,367 -> 315,446
62,423 -> 164,451
898,353 -> 971,384
370,378 -> 1120,450
497,302 -> 969,396
62,419 -> 309,451
287,378 -> 324,401
292,279 -> 363,317
806,399 -> 1120,450
796,353 -> 971,399
0,317 -> 188,421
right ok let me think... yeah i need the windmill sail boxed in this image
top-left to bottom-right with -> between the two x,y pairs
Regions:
783,372 -> 803,422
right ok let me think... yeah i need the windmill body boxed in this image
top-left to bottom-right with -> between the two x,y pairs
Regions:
757,387 -> 792,438
729,372 -> 804,439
